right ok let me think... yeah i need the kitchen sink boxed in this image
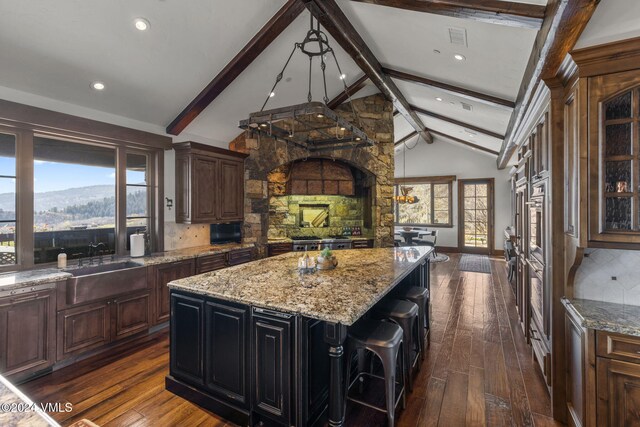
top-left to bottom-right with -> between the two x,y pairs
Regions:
65,261 -> 148,306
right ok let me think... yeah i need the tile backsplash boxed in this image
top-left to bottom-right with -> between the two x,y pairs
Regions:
574,248 -> 640,305
164,222 -> 210,251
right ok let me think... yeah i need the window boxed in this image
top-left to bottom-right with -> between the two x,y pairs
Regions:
0,133 -> 16,265
33,137 -> 116,263
126,153 -> 150,250
394,179 -> 453,227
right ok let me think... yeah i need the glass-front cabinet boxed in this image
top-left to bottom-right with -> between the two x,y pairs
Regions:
588,72 -> 640,245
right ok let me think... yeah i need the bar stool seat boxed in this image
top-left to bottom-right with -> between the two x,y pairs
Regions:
373,299 -> 421,391
345,319 -> 406,427
400,286 -> 430,356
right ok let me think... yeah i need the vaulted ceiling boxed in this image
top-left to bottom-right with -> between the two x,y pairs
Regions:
0,0 -> 630,163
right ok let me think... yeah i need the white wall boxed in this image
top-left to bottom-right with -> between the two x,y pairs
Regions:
394,140 -> 511,252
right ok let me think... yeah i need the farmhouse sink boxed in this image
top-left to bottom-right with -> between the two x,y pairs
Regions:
65,261 -> 148,306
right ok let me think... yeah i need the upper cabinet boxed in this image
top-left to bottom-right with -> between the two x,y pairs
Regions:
174,142 -> 248,224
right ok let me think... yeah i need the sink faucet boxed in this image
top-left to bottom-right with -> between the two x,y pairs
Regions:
88,242 -> 107,265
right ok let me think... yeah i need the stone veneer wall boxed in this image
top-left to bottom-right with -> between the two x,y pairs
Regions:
268,194 -> 364,239
229,94 -> 394,255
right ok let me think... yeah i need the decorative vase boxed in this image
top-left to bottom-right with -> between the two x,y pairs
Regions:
317,255 -> 338,270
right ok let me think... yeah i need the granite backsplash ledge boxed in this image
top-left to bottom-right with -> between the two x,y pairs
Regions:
563,297 -> 640,337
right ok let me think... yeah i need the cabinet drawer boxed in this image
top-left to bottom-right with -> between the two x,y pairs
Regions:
228,248 -> 253,266
351,239 -> 373,249
268,243 -> 293,257
597,331 -> 640,363
197,254 -> 227,274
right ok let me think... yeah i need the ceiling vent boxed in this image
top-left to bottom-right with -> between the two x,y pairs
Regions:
448,27 -> 468,47
461,102 -> 473,111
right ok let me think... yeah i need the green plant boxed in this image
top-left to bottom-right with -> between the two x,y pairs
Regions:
320,247 -> 333,258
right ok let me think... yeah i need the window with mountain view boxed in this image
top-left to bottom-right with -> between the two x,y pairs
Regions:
395,181 -> 452,227
0,133 -> 16,265
33,137 -> 116,263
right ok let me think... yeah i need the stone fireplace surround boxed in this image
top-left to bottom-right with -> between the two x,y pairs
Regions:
229,94 -> 395,256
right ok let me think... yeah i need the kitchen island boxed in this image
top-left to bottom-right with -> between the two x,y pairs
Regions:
166,246 -> 432,427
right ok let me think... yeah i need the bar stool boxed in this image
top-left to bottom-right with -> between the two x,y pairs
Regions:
399,286 -> 430,357
373,299 -> 421,391
345,319 -> 406,427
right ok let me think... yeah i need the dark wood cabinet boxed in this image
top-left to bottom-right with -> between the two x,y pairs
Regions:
170,292 -> 205,386
111,292 -> 150,341
252,308 -> 293,425
228,248 -> 253,266
205,300 -> 249,407
268,242 -> 293,257
196,253 -> 226,274
57,300 -> 110,360
152,260 -> 195,324
596,358 -> 640,426
0,288 -> 56,382
174,142 -> 248,224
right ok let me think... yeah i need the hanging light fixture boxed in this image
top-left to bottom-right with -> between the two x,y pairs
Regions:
395,138 -> 420,205
238,14 -> 375,153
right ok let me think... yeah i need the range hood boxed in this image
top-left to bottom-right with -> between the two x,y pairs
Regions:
287,159 -> 354,196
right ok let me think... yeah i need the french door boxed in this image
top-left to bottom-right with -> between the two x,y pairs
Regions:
458,179 -> 495,255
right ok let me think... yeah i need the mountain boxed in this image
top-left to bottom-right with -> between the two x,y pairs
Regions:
0,185 -> 115,212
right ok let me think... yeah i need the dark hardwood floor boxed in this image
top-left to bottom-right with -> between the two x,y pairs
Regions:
21,253 -> 560,426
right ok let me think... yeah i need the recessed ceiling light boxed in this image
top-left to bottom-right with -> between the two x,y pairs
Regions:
340,127 -> 346,131
91,81 -> 105,91
355,137 -> 361,141
468,134 -> 474,138
435,97 -> 443,102
317,114 -> 324,118
260,123 -> 268,128
269,91 -> 275,98
134,18 -> 150,31
454,54 -> 466,61
339,73 -> 347,80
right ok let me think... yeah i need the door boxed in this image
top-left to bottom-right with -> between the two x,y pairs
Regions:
459,179 -> 495,254
252,310 -> 292,425
58,300 -> 110,360
205,300 -> 249,407
193,156 -> 218,222
170,292 -> 205,386
596,357 -> 640,426
111,292 -> 150,341
154,260 -> 195,324
218,159 -> 244,221
0,290 -> 56,381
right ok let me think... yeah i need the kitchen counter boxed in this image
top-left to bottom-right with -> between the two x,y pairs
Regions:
0,374 -> 60,427
562,297 -> 640,337
0,243 -> 254,293
168,246 -> 432,325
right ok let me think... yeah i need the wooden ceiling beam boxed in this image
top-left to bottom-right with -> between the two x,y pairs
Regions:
304,0 -> 433,144
496,0 -> 600,169
394,130 -> 419,146
327,74 -> 369,109
166,0 -> 305,135
348,0 -> 546,30
384,67 -> 515,109
410,104 -> 505,140
430,130 -> 499,155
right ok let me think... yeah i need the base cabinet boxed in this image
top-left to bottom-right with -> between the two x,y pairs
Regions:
596,358 -> 640,426
0,288 -> 57,382
153,260 -> 195,324
252,309 -> 293,425
169,290 -> 329,427
57,290 -> 151,361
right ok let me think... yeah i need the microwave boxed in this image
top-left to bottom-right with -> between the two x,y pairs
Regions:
210,222 -> 242,244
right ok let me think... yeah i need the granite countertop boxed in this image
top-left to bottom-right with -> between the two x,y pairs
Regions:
169,247 -> 432,325
562,297 -> 640,337
139,243 -> 254,266
0,243 -> 254,292
0,374 -> 60,427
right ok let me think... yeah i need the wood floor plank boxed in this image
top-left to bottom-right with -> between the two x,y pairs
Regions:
437,371 -> 469,427
465,366 -> 485,427
20,253 -> 554,427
